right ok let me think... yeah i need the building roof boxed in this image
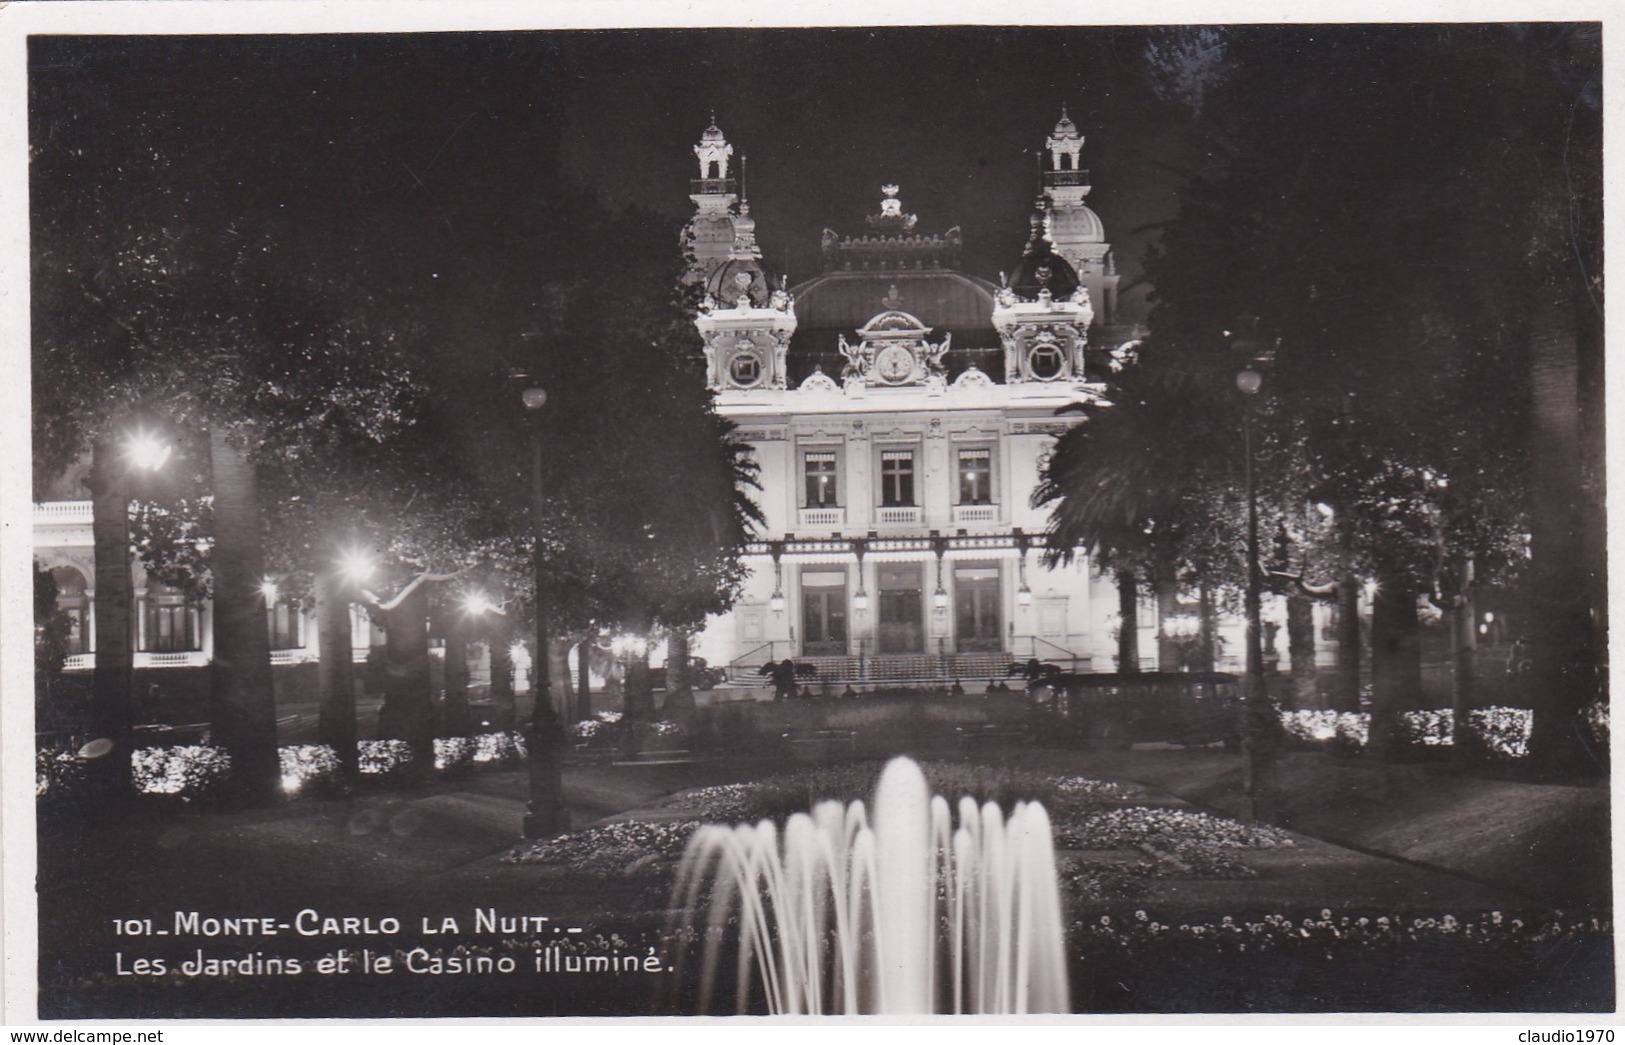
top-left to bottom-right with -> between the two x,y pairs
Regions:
788,269 -> 999,333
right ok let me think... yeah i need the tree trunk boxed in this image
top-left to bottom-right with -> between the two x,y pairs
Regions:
547,637 -> 573,719
553,633 -> 574,721
1115,569 -> 1140,674
207,429 -> 279,801
378,581 -> 434,776
490,625 -> 515,719
315,570 -> 358,778
1196,582 -> 1217,672
575,636 -> 593,722
1368,573 -> 1421,762
87,439 -> 135,796
663,627 -> 695,711
1334,573 -> 1363,713
1526,296 -> 1603,776
1450,587 -> 1478,761
1286,591 -> 1318,710
1154,585 -> 1177,672
442,613 -> 471,738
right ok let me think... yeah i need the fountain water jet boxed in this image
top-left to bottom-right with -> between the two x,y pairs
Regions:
670,757 -> 1069,1014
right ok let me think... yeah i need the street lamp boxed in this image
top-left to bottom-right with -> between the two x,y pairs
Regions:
851,538 -> 869,612
768,542 -> 786,614
123,428 -> 173,472
338,547 -> 375,584
1236,362 -> 1271,821
521,381 -> 569,840
1015,528 -> 1033,606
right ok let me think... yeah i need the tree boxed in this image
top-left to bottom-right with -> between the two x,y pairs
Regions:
1130,27 -> 1591,761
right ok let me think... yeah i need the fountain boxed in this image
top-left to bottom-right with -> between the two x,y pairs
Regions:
671,757 -> 1069,1014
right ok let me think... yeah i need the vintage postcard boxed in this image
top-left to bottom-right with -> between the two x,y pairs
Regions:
1,1 -> 1613,1027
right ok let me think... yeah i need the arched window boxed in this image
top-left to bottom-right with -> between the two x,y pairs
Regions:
50,565 -> 90,654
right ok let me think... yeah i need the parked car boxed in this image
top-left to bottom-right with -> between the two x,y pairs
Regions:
648,657 -> 725,692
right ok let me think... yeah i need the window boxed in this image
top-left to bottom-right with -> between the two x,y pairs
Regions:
880,450 -> 915,506
143,582 -> 200,652
958,447 -> 992,505
804,451 -> 838,507
50,566 -> 90,654
800,569 -> 848,654
954,563 -> 1002,652
267,598 -> 304,650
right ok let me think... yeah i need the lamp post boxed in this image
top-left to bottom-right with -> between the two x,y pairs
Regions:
521,383 -> 569,840
1235,363 -> 1273,821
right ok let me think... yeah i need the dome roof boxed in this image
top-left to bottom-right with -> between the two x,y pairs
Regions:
700,121 -> 727,144
1007,229 -> 1080,301
1053,113 -> 1079,138
707,257 -> 768,306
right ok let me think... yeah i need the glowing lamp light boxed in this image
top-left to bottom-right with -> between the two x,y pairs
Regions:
338,548 -> 375,583
124,429 -> 173,472
611,635 -> 649,658
933,588 -> 949,610
1162,615 -> 1200,639
1017,585 -> 1032,606
463,591 -> 494,616
770,590 -> 787,614
259,578 -> 279,604
1484,611 -> 1495,624
521,387 -> 548,411
853,589 -> 869,612
1235,368 -> 1263,396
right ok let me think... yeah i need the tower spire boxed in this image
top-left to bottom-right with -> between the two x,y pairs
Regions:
1034,109 -> 1117,326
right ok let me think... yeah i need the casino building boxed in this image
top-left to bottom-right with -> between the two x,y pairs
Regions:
683,112 -> 1195,685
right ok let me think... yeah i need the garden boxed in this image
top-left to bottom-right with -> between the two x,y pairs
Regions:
34,748 -> 1611,1017
493,758 -> 1610,1014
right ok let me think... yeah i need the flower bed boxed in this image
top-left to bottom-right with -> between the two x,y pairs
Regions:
572,711 -> 687,751
1052,807 -> 1294,890
1280,706 -> 1536,760
660,760 -> 1137,824
358,739 -> 415,777
38,730 -> 531,806
505,819 -> 703,879
132,745 -> 232,798
35,748 -> 88,799
279,744 -> 343,796
1069,908 -> 1613,1012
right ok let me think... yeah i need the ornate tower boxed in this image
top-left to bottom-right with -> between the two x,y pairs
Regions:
992,207 -> 1095,385
685,116 -> 797,392
1039,108 -> 1119,326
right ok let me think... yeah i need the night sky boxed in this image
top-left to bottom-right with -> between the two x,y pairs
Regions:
29,28 -> 1207,322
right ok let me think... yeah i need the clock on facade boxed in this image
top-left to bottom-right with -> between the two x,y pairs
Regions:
1028,341 -> 1066,380
729,349 -> 763,387
874,344 -> 915,384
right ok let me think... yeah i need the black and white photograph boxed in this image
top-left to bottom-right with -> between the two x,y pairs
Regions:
2,5 -> 1612,1024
